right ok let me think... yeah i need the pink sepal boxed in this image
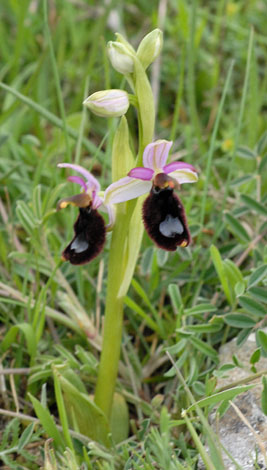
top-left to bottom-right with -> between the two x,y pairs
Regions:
143,140 -> 173,170
163,161 -> 197,174
58,163 -> 100,192
67,175 -> 87,192
128,167 -> 154,180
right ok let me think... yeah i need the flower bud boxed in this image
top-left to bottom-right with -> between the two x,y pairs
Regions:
107,41 -> 134,74
83,89 -> 129,118
137,29 -> 163,70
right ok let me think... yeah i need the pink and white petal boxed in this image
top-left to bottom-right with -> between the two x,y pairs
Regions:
67,175 -> 87,192
168,168 -> 198,184
58,163 -> 100,192
163,161 -> 197,174
143,140 -> 173,170
128,167 -> 154,180
104,176 -> 152,204
105,204 -> 116,229
92,192 -> 103,210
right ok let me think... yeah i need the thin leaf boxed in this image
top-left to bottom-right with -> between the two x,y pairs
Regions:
248,265 -> 267,287
261,377 -> 267,415
238,295 -> 266,318
210,245 -> 233,304
224,314 -> 256,328
29,393 -> 65,450
240,194 -> 267,216
257,330 -> 267,353
17,423 -> 35,451
189,336 -> 218,361
236,145 -> 257,159
186,385 -> 255,413
224,212 -> 250,243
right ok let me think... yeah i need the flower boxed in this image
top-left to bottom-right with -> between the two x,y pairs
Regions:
83,89 -> 129,118
137,29 -> 163,70
104,140 -> 198,250
107,41 -> 134,75
57,163 -> 113,265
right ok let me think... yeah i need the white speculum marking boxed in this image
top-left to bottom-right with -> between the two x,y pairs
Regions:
71,235 -> 89,253
159,215 -> 184,238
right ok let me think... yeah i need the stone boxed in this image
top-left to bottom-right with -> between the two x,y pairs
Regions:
198,332 -> 267,470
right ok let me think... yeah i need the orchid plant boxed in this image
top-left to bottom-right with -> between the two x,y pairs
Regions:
57,29 -> 198,446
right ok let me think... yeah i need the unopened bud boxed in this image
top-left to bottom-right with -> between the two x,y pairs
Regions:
137,29 -> 163,70
83,89 -> 129,117
107,41 -> 134,74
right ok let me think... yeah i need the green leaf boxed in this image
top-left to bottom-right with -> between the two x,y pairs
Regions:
189,336 -> 218,361
184,303 -> 217,316
210,245 -> 233,305
110,393 -> 129,444
248,265 -> 267,287
186,385 -> 255,413
118,197 -> 145,298
224,212 -> 250,243
238,295 -> 266,318
185,322 -> 223,333
224,314 -> 256,328
156,248 -> 169,267
247,286 -> 267,303
168,284 -> 183,314
217,400 -> 231,417
53,366 -> 74,452
29,393 -> 65,450
131,278 -> 156,314
16,200 -> 38,236
133,57 -> 155,151
240,194 -> 267,216
32,184 -> 43,220
236,145 -> 257,159
165,338 -> 187,355
235,281 -> 246,297
56,374 -> 110,446
261,376 -> 267,415
1,323 -> 37,363
230,175 -> 253,187
223,259 -> 244,284
258,153 -> 267,173
124,295 -> 160,334
111,116 -> 135,182
250,348 -> 261,365
257,330 -> 267,353
140,247 -> 154,275
17,422 -> 35,451
256,131 -> 267,154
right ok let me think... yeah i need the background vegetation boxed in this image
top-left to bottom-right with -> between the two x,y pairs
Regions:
0,0 -> 266,468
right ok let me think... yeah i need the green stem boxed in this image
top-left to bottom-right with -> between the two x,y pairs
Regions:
94,206 -> 133,419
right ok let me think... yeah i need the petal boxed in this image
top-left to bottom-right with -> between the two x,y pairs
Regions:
100,202 -> 117,229
104,176 -> 152,204
168,168 -> 198,184
58,163 -> 100,192
128,167 -> 154,180
163,161 -> 197,174
57,193 -> 91,210
67,175 -> 87,192
92,192 -> 103,210
143,140 -> 173,170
